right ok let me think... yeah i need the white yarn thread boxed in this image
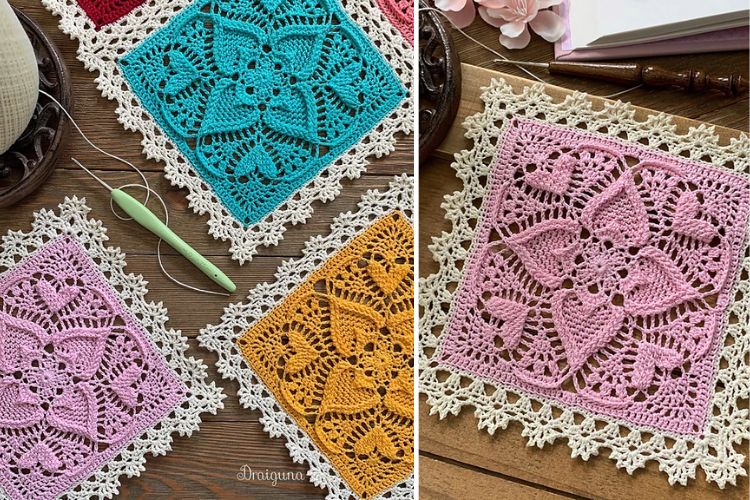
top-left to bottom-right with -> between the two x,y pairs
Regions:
419,7 -> 642,100
40,89 -> 230,297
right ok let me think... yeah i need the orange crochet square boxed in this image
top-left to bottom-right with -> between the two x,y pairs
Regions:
236,211 -> 414,498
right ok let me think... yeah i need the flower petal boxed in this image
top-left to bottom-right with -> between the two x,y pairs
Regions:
442,0 -> 477,28
434,0 -> 466,12
484,6 -> 519,21
537,0 -> 563,9
478,6 -> 504,27
478,0 -> 513,9
500,20 -> 526,38
500,25 -> 531,49
529,10 -> 565,42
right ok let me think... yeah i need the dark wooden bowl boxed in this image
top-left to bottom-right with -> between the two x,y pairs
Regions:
418,2 -> 461,161
0,6 -> 71,208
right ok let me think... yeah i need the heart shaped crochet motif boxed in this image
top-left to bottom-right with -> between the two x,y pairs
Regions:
632,343 -> 683,390
367,259 -> 410,296
0,381 -> 43,429
35,280 -> 79,314
353,427 -> 399,460
525,153 -> 576,195
622,246 -> 700,316
506,218 -> 581,289
484,297 -> 529,350
18,443 -> 62,473
581,170 -> 649,247
551,290 -> 625,372
672,191 -> 718,243
111,364 -> 142,408
47,384 -> 98,441
318,363 -> 379,416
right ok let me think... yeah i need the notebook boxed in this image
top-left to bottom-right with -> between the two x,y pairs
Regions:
554,0 -> 750,61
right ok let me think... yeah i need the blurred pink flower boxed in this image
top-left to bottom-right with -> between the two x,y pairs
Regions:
437,0 -> 565,49
434,0 -> 477,28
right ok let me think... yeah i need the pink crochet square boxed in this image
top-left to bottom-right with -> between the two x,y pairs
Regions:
438,118 -> 750,436
0,237 -> 186,500
376,0 -> 414,45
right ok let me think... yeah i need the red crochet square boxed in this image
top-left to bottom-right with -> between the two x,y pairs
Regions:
76,0 -> 146,28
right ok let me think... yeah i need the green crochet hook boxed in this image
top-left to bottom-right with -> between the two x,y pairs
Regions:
73,159 -> 236,294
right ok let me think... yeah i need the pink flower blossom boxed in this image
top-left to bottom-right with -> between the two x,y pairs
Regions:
437,0 -> 565,49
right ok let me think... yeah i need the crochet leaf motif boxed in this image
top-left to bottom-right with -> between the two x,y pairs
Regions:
120,0 -> 405,227
438,118 -> 750,437
0,238 -> 187,500
236,211 -> 414,499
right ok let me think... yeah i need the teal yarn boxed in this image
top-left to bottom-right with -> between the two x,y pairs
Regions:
119,0 -> 405,227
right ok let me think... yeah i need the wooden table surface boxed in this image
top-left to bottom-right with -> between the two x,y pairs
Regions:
419,15 -> 750,500
2,2 -> 413,498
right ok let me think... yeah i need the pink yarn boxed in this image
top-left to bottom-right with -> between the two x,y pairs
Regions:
377,0 -> 414,45
438,118 -> 750,436
0,237 -> 186,499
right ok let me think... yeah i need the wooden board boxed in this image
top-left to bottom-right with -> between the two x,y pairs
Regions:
1,2 -> 414,498
419,66 -> 749,499
445,17 -> 749,132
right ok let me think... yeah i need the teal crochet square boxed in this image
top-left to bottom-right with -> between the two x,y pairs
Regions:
119,0 -> 405,226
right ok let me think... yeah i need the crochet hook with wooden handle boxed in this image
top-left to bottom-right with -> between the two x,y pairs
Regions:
494,59 -> 749,96
73,160 -> 236,293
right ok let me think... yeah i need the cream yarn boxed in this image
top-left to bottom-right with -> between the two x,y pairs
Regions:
0,0 -> 38,154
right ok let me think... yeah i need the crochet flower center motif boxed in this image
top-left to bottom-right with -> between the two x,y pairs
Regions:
120,0 -> 405,227
0,238 -> 186,500
438,118 -> 750,436
236,211 -> 414,499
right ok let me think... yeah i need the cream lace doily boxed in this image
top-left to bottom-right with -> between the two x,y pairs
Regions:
419,79 -> 750,488
199,175 -> 414,499
0,197 -> 224,499
41,0 -> 413,264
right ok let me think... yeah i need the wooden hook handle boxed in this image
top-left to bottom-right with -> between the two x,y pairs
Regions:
548,61 -> 749,96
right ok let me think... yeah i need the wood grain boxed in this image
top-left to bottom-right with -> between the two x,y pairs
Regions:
419,456 -> 569,500
444,16 -> 749,131
0,2 -> 413,498
420,55 -> 749,500
435,64 -> 745,162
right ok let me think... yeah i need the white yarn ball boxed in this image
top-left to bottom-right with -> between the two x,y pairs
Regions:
0,0 -> 38,155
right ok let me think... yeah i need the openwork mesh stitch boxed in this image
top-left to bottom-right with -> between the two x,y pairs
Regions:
0,238 -> 186,500
41,0 -> 413,264
0,197 -> 224,500
199,175 -> 414,500
119,0 -> 406,227
439,117 -> 750,436
419,79 -> 750,488
375,0 -> 413,45
74,0 -> 146,28
237,211 -> 414,498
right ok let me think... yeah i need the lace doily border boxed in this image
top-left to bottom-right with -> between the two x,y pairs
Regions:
418,78 -> 750,489
198,175 -> 414,500
41,0 -> 414,264
0,197 -> 225,499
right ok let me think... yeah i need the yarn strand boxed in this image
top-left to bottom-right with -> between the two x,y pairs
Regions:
39,89 -> 230,297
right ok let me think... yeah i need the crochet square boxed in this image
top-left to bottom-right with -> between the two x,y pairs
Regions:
119,0 -> 406,227
438,118 -> 750,436
75,0 -> 146,28
376,0 -> 413,45
0,237 -> 186,500
236,211 -> 414,498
